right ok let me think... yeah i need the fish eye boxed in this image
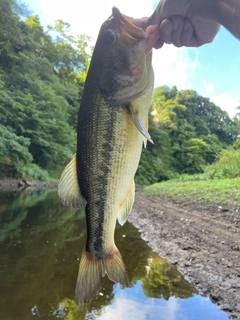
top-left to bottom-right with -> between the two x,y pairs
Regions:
102,30 -> 116,45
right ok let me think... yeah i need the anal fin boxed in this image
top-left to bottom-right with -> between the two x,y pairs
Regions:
58,154 -> 86,208
117,181 -> 135,226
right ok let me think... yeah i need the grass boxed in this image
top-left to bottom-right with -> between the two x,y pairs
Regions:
145,177 -> 240,208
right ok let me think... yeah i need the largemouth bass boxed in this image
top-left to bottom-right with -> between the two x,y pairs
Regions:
58,7 -> 154,305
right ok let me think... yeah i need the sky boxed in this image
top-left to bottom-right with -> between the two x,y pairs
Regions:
25,0 -> 240,118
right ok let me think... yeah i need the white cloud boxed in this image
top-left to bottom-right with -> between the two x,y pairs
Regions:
210,93 -> 240,118
152,46 -> 200,90
28,0 -> 201,94
34,0 -> 154,39
203,80 -> 214,93
97,296 -> 180,320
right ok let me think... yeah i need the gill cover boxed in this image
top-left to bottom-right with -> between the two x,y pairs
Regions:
97,8 -> 154,144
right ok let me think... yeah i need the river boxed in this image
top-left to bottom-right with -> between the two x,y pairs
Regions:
0,189 -> 229,319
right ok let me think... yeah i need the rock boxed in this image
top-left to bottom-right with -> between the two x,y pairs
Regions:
18,181 -> 25,188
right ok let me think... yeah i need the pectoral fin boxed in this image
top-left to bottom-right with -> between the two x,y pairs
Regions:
58,154 -> 86,208
117,181 -> 135,226
143,118 -> 149,148
131,111 -> 154,145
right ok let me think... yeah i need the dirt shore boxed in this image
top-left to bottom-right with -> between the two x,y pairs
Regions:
0,178 -> 58,192
130,191 -> 240,320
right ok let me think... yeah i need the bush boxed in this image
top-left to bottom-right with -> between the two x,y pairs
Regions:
25,164 -> 49,181
207,148 -> 240,178
11,163 -> 49,181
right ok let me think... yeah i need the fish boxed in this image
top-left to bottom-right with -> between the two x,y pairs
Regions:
58,6 -> 154,306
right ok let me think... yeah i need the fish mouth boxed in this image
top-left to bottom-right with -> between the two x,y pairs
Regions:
111,7 -> 150,86
111,7 -> 146,44
97,7 -> 153,107
115,73 -> 135,84
111,7 -> 156,54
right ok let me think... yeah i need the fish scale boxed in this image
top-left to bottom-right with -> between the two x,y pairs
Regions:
58,6 -> 154,305
79,104 -> 131,254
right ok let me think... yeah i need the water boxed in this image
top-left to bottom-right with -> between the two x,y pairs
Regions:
0,190 -> 229,320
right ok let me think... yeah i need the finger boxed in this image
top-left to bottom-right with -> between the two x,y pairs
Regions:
193,19 -> 220,45
180,18 -> 220,47
145,25 -> 159,52
181,18 -> 207,47
180,19 -> 198,47
132,18 -> 148,31
153,39 -> 164,49
145,25 -> 164,51
171,15 -> 185,47
159,19 -> 173,44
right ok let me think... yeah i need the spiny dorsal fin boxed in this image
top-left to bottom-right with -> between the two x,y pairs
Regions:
130,111 -> 154,145
58,154 -> 86,208
117,181 -> 135,226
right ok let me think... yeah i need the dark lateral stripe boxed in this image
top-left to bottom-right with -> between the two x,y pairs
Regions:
77,97 -> 117,260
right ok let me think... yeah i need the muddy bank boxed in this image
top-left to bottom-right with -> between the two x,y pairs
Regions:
0,178 -> 58,192
130,191 -> 240,320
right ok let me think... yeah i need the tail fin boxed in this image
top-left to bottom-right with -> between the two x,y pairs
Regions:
75,247 -> 129,306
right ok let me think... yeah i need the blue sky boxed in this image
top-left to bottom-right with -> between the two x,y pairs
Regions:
87,281 -> 228,320
25,0 -> 240,117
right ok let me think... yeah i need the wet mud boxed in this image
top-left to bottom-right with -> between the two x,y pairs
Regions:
130,191 -> 240,319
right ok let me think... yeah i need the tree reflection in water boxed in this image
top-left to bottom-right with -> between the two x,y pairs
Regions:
0,190 -> 228,320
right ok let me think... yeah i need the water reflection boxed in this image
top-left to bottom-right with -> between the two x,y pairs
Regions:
0,190 -> 229,320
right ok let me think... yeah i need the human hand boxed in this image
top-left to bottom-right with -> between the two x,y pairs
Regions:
134,0 -> 220,48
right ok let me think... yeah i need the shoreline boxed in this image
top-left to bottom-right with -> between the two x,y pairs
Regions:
130,191 -> 240,320
1,182 -> 239,319
0,178 -> 58,192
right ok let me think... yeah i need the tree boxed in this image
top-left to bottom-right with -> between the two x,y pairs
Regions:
136,117 -> 172,184
136,86 -> 239,183
0,0 -> 91,178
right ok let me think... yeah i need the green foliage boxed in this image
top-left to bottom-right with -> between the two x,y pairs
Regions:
208,148 -> 240,178
0,0 -> 90,179
175,90 -> 238,146
170,123 -> 209,174
141,258 -> 196,299
0,1 -> 239,184
0,124 -> 32,163
136,117 -> 173,185
146,177 -> 240,207
136,86 -> 239,184
0,124 -> 33,177
200,134 -> 223,163
24,163 -> 49,181
232,138 -> 240,150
